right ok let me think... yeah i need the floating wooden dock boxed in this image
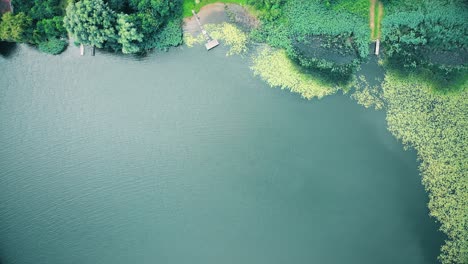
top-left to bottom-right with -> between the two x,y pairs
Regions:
192,10 -> 219,51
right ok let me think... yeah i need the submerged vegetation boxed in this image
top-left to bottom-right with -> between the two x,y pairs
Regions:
184,22 -> 248,56
251,47 -> 335,99
206,23 -> 248,56
383,74 -> 467,264
350,75 -> 384,110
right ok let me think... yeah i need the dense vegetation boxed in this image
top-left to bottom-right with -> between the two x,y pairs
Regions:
0,0 -> 68,54
64,0 -> 182,53
251,47 -> 336,99
0,0 -> 182,54
183,0 -> 247,18
381,0 -> 467,92
251,0 -> 370,83
383,73 -> 467,264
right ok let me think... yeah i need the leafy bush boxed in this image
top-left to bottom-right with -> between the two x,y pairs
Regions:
247,0 -> 285,20
152,19 -> 183,51
285,0 -> 369,59
0,12 -> 32,42
382,4 -> 467,68
331,0 -> 369,19
38,38 -> 68,54
9,0 -> 68,53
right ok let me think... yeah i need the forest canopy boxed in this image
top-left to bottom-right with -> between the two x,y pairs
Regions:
64,0 -> 182,54
0,0 -> 68,54
0,0 -> 182,54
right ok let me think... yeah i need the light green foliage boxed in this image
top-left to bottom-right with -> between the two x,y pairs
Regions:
0,12 -> 32,42
251,47 -> 335,99
64,0 -> 118,48
351,76 -> 384,110
382,73 -> 468,264
183,0 -> 247,18
247,0 -> 284,20
332,0 -> 369,19
285,0 -> 369,59
183,32 -> 205,47
117,14 -> 143,54
185,23 -> 248,56
205,23 -> 248,56
38,38 -> 68,54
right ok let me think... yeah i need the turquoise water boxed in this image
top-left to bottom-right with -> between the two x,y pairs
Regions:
0,44 -> 443,264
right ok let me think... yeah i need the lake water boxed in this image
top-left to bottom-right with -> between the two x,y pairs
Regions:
0,44 -> 443,264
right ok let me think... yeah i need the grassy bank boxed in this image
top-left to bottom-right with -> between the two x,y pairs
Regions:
183,0 -> 247,18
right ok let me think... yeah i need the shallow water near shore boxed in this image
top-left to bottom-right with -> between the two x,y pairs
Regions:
0,44 -> 443,264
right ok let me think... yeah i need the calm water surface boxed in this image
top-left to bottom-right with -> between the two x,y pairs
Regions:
0,44 -> 443,264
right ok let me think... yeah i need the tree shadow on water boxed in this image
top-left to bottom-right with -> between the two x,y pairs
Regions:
0,41 -> 17,58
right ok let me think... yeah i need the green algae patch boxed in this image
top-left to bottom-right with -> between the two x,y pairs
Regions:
382,73 -> 468,264
251,47 -> 336,100
205,23 -> 248,56
351,75 -> 384,110
184,23 -> 248,56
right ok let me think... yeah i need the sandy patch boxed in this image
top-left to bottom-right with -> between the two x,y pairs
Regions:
183,3 -> 258,35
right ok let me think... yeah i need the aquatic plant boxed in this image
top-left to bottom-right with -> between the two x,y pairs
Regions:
351,75 -> 384,110
382,73 -> 468,264
183,32 -> 205,47
183,23 -> 247,56
251,47 -> 335,99
205,23 -> 248,56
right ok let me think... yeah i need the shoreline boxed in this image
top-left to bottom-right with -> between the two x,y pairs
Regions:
183,3 -> 258,35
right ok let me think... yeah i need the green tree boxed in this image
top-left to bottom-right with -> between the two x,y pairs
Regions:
30,0 -> 61,20
33,16 -> 67,44
63,0 -> 118,48
0,12 -> 32,42
116,14 -> 143,54
248,0 -> 285,20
